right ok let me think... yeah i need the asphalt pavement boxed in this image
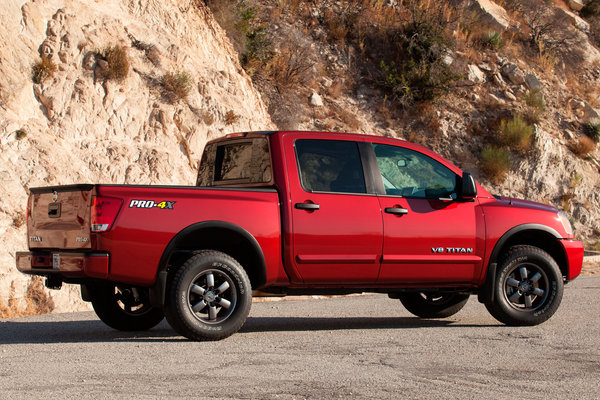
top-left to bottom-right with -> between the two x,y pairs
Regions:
1,275 -> 599,399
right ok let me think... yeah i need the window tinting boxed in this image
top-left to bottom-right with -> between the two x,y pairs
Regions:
197,137 -> 272,186
295,139 -> 366,194
372,143 -> 457,199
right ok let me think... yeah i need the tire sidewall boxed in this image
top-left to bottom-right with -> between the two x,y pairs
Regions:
169,252 -> 252,340
493,248 -> 563,325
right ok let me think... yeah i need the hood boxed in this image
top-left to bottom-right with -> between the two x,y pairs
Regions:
494,196 -> 558,213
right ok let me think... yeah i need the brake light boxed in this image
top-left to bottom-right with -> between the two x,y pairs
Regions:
91,196 -> 123,232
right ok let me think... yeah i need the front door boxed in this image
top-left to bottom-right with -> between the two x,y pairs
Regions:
370,142 -> 484,283
286,137 -> 383,284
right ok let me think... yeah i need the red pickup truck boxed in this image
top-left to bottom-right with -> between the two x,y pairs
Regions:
16,131 -> 584,340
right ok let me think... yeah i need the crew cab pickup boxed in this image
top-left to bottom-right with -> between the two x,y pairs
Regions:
16,131 -> 584,340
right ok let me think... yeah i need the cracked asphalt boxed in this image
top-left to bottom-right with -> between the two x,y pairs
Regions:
1,275 -> 599,399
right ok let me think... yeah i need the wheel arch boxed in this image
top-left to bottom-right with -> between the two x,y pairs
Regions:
478,224 -> 568,304
150,221 -> 267,307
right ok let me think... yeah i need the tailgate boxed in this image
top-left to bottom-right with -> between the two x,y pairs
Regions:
27,184 -> 94,249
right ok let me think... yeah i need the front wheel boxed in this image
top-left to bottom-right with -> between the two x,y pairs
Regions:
89,284 -> 164,331
398,292 -> 470,318
164,251 -> 252,341
485,245 -> 564,326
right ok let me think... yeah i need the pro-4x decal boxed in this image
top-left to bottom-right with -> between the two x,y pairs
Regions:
129,200 -> 176,210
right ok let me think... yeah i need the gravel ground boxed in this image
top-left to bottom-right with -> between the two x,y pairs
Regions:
1,275 -> 599,400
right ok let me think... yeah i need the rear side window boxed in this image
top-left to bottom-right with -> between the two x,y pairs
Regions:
295,139 -> 366,194
197,137 -> 272,186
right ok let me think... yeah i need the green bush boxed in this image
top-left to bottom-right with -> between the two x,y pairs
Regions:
371,3 -> 458,105
98,46 -> 129,81
499,114 -> 534,154
484,31 -> 504,49
524,88 -> 545,111
481,145 -> 510,183
161,71 -> 192,103
15,129 -> 27,140
32,56 -> 57,84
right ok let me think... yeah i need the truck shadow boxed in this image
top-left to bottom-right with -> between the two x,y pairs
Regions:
0,315 -> 498,344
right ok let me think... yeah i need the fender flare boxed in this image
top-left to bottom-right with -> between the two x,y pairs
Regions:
477,223 -> 561,304
150,221 -> 267,307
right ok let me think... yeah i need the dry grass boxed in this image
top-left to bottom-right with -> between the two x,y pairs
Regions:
0,277 -> 55,319
499,114 -> 535,154
32,56 -> 57,84
481,145 -> 511,183
571,136 -> 596,157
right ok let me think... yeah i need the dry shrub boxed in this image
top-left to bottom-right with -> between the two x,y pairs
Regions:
323,8 -> 355,44
13,213 -> 26,228
161,71 -> 192,103
225,110 -> 240,125
32,56 -> 57,84
481,145 -> 510,183
98,45 -> 129,81
571,136 -> 596,157
327,80 -> 344,97
337,108 -> 360,131
268,46 -> 313,89
146,46 -> 161,66
499,114 -> 534,154
0,277 -> 55,318
201,110 -> 215,126
561,193 -> 574,212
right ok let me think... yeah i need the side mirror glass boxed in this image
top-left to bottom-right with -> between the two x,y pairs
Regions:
461,172 -> 477,199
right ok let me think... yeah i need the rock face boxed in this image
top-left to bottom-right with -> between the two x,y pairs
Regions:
472,0 -> 511,31
0,0 -> 273,314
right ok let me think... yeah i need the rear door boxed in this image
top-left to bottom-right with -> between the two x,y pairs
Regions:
371,142 -> 484,283
284,135 -> 383,284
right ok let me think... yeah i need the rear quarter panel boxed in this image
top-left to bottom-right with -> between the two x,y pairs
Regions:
94,186 -> 284,286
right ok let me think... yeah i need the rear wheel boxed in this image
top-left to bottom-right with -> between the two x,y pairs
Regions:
398,292 -> 469,318
485,245 -> 563,326
89,284 -> 164,331
164,251 -> 252,341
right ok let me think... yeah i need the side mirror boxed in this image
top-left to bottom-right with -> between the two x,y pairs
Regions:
461,172 -> 477,199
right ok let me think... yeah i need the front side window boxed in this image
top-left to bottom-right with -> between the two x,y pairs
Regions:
295,139 -> 366,194
372,143 -> 457,199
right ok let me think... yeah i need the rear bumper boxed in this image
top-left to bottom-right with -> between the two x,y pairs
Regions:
16,251 -> 109,279
560,239 -> 584,281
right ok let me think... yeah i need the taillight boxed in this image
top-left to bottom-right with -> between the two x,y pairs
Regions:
91,196 -> 123,232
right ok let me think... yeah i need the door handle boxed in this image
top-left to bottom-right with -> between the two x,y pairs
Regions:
385,207 -> 408,215
295,203 -> 320,211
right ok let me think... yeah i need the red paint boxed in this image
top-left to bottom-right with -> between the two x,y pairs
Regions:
17,131 -> 583,296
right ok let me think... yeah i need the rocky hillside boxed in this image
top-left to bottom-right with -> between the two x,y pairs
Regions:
0,0 -> 273,316
1,0 -> 599,316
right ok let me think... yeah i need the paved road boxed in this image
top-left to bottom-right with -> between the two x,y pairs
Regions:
1,276 -> 599,399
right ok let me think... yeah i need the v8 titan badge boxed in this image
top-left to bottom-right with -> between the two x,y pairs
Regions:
129,199 -> 176,210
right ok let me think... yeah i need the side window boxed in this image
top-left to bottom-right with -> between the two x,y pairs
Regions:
372,143 -> 458,199
295,139 -> 366,194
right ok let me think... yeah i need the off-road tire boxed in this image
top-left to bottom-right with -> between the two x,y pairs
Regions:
398,292 -> 470,318
90,284 -> 164,331
164,251 -> 252,341
485,245 -> 563,326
